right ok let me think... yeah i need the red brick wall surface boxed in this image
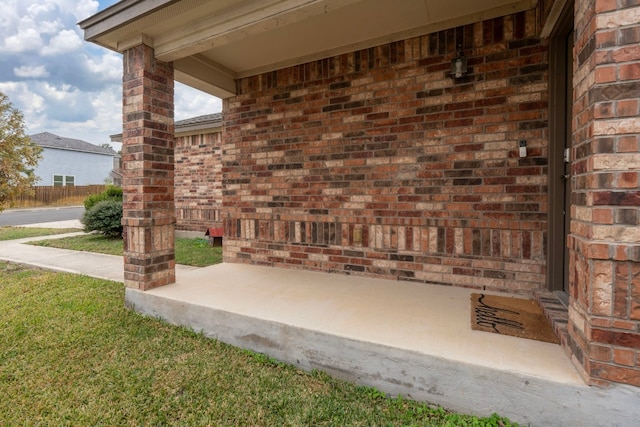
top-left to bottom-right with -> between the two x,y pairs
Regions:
175,131 -> 223,231
568,0 -> 640,387
223,10 -> 549,294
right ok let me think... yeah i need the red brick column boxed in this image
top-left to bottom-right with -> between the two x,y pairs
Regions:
569,0 -> 640,386
122,43 -> 176,290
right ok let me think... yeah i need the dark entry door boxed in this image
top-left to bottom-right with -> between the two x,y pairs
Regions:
562,29 -> 573,293
548,4 -> 574,298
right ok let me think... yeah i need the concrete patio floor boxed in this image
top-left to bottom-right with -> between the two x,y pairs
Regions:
127,263 -> 639,427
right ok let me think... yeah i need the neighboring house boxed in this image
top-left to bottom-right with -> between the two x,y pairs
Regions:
30,132 -> 119,186
81,0 -> 640,395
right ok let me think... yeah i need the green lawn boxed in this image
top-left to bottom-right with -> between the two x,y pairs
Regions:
0,262 -> 516,426
0,226 -> 80,241
29,234 -> 222,267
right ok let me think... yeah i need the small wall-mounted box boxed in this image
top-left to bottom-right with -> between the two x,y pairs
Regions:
205,227 -> 224,247
519,140 -> 527,158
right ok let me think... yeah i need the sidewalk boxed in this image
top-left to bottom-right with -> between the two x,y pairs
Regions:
17,219 -> 84,229
0,223 -> 198,282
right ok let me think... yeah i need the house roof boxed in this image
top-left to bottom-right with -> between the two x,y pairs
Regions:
109,113 -> 222,143
79,0 -> 537,99
30,132 -> 117,156
175,113 -> 222,132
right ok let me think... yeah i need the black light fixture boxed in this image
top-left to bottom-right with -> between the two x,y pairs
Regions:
450,47 -> 467,79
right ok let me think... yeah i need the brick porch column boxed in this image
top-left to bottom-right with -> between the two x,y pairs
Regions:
569,0 -> 640,386
122,43 -> 176,290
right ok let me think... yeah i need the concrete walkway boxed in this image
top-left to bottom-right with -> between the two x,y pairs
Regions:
1,221 -> 197,281
1,224 -> 639,426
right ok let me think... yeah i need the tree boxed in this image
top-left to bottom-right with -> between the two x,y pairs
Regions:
0,92 -> 42,211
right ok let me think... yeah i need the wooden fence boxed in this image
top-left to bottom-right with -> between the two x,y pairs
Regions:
8,185 -> 107,208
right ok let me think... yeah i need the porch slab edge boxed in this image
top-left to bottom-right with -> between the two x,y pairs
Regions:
125,287 -> 639,427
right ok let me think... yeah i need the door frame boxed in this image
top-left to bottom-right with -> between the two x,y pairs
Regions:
547,1 -> 574,296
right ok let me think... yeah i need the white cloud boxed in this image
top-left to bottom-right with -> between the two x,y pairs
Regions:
86,51 -> 122,81
27,1 -> 57,16
0,4 -> 19,30
0,82 -> 47,132
41,29 -> 83,55
53,0 -> 100,21
14,65 -> 50,78
38,83 -> 120,146
2,27 -> 43,53
175,82 -> 223,120
37,18 -> 65,35
27,0 -> 100,22
0,79 -> 117,144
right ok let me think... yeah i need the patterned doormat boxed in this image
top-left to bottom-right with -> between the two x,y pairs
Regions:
471,293 -> 559,344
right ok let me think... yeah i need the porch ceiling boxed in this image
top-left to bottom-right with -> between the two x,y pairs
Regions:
80,0 -> 537,98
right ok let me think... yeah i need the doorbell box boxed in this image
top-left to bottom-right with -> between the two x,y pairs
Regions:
519,140 -> 527,158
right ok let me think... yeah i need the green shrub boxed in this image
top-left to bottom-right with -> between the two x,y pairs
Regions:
81,199 -> 123,238
83,185 -> 123,210
83,194 -> 103,210
103,185 -> 123,199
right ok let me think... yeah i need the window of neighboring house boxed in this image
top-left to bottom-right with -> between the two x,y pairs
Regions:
53,175 -> 75,186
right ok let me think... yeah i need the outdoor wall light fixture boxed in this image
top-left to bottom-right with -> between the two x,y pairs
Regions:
450,48 -> 467,79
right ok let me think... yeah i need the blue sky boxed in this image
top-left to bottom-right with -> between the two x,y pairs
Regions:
0,0 -> 222,150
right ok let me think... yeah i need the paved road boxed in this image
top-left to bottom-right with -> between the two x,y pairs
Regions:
0,206 -> 84,226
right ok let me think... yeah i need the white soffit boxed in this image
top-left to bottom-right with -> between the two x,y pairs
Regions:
202,0 -> 537,78
81,0 -> 538,97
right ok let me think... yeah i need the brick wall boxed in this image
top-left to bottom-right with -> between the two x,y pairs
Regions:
569,0 -> 640,387
223,10 -> 549,294
175,131 -> 223,231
